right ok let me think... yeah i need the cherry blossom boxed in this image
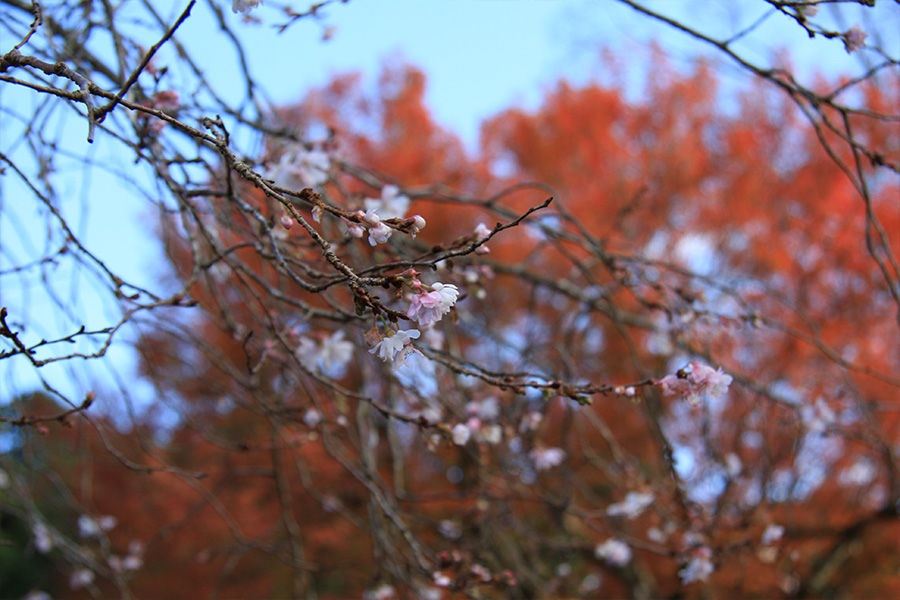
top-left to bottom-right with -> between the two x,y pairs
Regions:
303,408 -> 322,428
594,538 -> 632,567
294,331 -> 354,376
407,282 -> 459,327
607,491 -> 654,519
365,184 -> 410,220
69,568 -> 95,590
762,524 -> 785,545
78,514 -> 116,538
369,328 -> 421,364
478,424 -> 503,444
317,330 -> 354,374
843,24 -> 867,53
656,361 -> 733,406
409,215 -> 426,238
798,3 -> 818,18
679,547 -> 714,584
451,423 -> 471,446
32,522 -> 53,553
232,0 -> 262,13
269,144 -> 330,190
368,222 -> 393,246
530,446 -> 566,471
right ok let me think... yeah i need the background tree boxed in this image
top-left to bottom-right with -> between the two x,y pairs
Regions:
1,1 -> 898,598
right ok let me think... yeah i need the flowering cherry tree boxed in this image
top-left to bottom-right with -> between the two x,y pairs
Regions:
1,1 -> 898,598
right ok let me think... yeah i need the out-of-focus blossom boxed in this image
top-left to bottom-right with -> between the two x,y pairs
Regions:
33,523 -> 53,554
452,423 -> 471,446
801,398 -> 835,434
470,563 -> 492,582
407,283 -> 459,327
594,538 -> 632,567
269,145 -> 330,190
365,185 -> 410,220
79,515 -> 116,538
679,547 -> 714,584
303,408 -> 321,427
296,331 -> 354,376
479,424 -> 503,445
467,396 -> 499,421
519,411 -> 543,433
69,568 -> 95,590
369,329 -> 420,364
762,524 -> 785,545
433,572 -> 452,587
843,24 -> 867,53
647,527 -> 667,544
363,583 -> 397,600
318,330 -> 354,374
531,447 -> 566,471
233,0 -> 262,14
439,519 -> 462,540
474,222 -> 491,241
725,453 -> 743,478
607,491 -> 654,519
798,2 -> 818,18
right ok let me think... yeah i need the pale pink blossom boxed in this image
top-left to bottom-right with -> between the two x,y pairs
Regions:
607,491 -> 654,519
407,283 -> 459,326
409,215 -> 426,238
657,361 -> 733,406
368,222 -> 393,246
843,24 -> 867,53
369,329 -> 421,363
362,208 -> 381,226
474,222 -> 491,241
531,447 -> 566,471
347,224 -> 365,238
365,185 -> 410,220
594,538 -> 632,566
